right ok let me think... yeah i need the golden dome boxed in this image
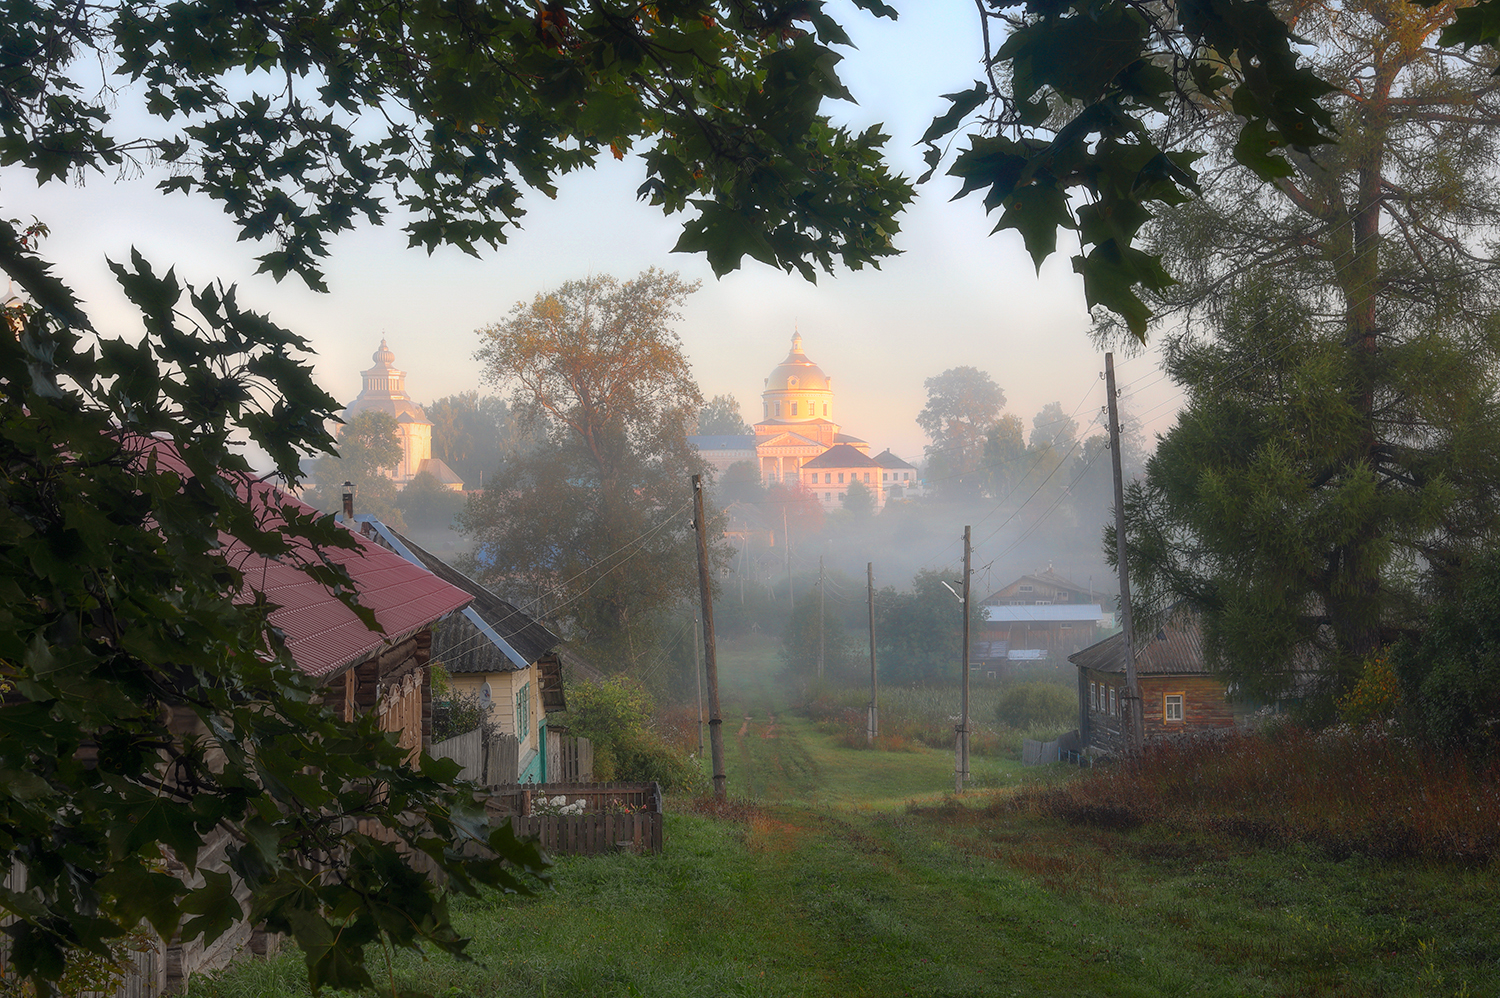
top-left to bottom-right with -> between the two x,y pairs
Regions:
765,332 -> 830,392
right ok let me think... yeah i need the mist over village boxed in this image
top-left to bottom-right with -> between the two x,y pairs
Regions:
6,0 -> 1500,996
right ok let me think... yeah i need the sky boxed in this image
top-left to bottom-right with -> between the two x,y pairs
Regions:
2,0 -> 1181,466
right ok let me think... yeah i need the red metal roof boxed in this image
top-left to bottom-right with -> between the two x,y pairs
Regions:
133,437 -> 471,679
248,521 -> 473,679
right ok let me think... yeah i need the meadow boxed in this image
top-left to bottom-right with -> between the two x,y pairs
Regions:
187,637 -> 1500,998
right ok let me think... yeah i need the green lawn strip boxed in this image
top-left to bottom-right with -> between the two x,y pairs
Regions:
191,634 -> 1500,997
899,801 -> 1500,998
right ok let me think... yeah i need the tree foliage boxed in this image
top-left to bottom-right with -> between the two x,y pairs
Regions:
397,470 -> 467,533
1120,1 -> 1500,706
303,409 -> 405,528
463,270 -> 719,662
917,367 -> 1006,497
780,588 -> 859,680
0,227 -> 545,994
1395,549 -> 1500,747
696,394 -> 753,435
426,391 -> 524,489
4,0 -> 910,288
874,571 -> 986,684
924,0 -> 1345,336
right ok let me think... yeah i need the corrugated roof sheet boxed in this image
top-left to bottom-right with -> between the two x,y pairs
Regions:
140,439 -> 472,679
1069,615 -> 1208,676
985,604 -> 1106,623
366,523 -> 565,672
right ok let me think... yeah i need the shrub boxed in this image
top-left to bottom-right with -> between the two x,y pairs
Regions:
995,681 -> 1076,729
431,689 -> 490,742
560,677 -> 700,790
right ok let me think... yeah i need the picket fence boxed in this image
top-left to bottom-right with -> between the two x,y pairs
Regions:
484,781 -> 663,856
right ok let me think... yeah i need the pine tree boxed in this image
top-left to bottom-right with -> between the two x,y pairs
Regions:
1124,0 -> 1500,706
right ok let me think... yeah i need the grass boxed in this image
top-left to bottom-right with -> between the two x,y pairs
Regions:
189,636 -> 1500,998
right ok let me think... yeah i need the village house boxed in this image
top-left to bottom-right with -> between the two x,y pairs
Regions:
162,473 -> 474,992
972,568 -> 1109,677
1068,613 -> 1236,756
982,566 -> 1101,606
799,443 -> 885,509
352,518 -> 578,783
975,603 -> 1109,678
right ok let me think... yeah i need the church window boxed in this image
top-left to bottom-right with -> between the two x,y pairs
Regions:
837,473 -> 844,484
763,403 -> 768,418
774,402 -> 781,417
791,402 -> 798,416
789,377 -> 798,388
825,473 -> 831,484
823,403 -> 828,416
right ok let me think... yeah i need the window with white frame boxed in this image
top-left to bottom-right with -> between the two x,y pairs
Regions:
1164,693 -> 1184,722
1109,687 -> 1117,715
791,402 -> 799,416
1019,585 -> 1034,592
1090,682 -> 1097,709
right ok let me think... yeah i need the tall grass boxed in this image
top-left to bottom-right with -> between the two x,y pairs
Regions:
1005,724 -> 1500,862
797,682 -> 1071,759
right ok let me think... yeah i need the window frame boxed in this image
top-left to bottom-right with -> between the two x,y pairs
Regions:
1164,692 -> 1185,723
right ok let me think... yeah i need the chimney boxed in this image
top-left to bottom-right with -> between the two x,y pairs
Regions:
341,481 -> 355,521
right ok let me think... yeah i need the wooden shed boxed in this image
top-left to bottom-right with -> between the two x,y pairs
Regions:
1069,613 -> 1235,756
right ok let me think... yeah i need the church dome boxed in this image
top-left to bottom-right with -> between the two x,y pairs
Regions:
343,339 -> 431,425
765,332 -> 831,392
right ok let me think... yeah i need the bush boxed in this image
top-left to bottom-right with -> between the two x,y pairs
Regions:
560,677 -> 700,790
431,689 -> 490,742
995,681 -> 1076,729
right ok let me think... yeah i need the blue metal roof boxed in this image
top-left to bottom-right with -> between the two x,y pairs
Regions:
985,604 -> 1106,623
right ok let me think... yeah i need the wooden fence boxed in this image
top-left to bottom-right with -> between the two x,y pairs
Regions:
483,782 -> 663,856
430,728 -> 520,785
546,730 -> 593,783
1022,729 -> 1083,766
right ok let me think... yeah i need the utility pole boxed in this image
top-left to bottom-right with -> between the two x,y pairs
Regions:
817,555 -> 825,680
956,525 -> 971,792
692,475 -> 727,799
867,562 -> 878,743
693,610 -> 704,759
1106,354 -> 1143,753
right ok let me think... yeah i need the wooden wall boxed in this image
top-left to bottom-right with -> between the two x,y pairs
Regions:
1079,669 -> 1233,755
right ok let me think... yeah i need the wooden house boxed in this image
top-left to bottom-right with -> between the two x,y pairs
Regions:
1068,614 -> 1235,756
977,603 -> 1109,676
164,474 -> 474,992
354,519 -> 574,784
982,566 -> 1100,607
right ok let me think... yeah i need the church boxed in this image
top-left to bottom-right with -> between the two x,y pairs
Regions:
342,340 -> 465,490
690,333 -> 917,509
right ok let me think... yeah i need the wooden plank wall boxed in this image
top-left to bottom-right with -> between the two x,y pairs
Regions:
430,729 -> 521,784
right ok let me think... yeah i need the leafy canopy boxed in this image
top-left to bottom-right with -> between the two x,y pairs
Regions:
1119,0 -> 1500,706
0,224 -> 547,994
463,270 -> 724,660
3,0 -> 910,288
